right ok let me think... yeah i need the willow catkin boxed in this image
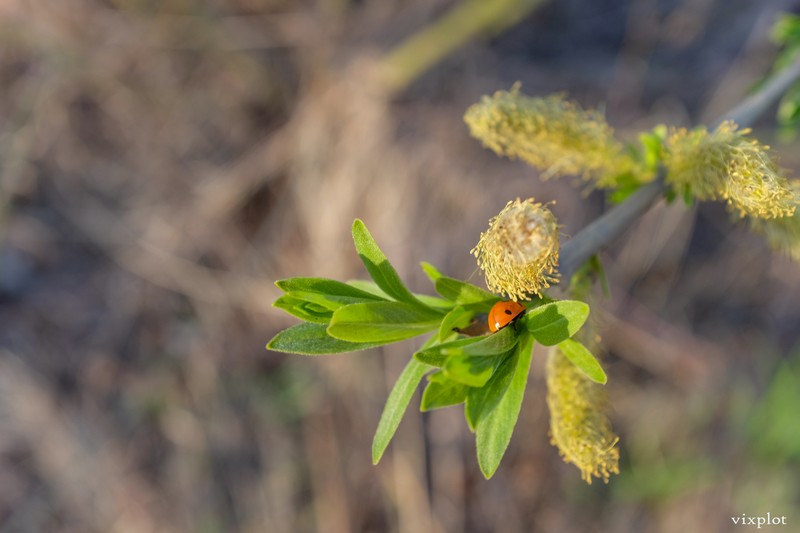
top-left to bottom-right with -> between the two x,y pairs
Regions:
464,87 -> 644,187
471,198 -> 560,301
749,179 -> 800,260
546,347 -> 619,484
663,121 -> 795,219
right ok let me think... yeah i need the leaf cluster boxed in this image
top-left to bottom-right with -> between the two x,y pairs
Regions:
268,220 -> 606,478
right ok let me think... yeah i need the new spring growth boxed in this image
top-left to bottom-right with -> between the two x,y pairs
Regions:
546,346 -> 620,484
465,87 -> 796,221
463,87 -> 643,187
663,121 -> 795,219
471,198 -> 560,301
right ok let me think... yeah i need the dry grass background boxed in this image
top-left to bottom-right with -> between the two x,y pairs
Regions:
1,1 -> 800,532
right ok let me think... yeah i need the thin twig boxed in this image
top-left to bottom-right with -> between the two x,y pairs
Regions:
558,169 -> 666,278
379,0 -> 546,94
717,57 -> 800,129
558,57 -> 800,280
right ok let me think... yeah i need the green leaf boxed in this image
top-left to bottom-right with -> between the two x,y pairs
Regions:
639,127 -> 665,172
273,294 -> 333,324
434,276 -> 500,308
282,290 -> 380,311
570,257 -> 611,301
608,174 -> 642,204
777,84 -> 800,134
682,184 -> 694,207
464,350 -> 517,431
439,306 -> 474,342
414,294 -> 454,310
442,326 -> 517,356
413,327 -> 516,367
273,278 -> 389,322
276,277 -> 386,301
352,220 -> 428,309
476,331 -> 535,479
444,354 -> 501,387
427,370 -> 450,383
771,13 -> 800,47
267,322 -> 384,355
372,356 -> 432,464
328,302 -> 443,343
348,278 -> 452,310
522,300 -> 589,346
590,255 -> 611,298
420,261 -> 444,282
557,338 -> 607,384
414,336 -> 485,367
346,279 -> 392,299
420,373 -> 468,411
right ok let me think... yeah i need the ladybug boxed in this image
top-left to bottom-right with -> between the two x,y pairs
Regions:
488,300 -> 526,333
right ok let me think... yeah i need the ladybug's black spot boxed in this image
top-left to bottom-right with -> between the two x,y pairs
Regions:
504,309 -> 513,315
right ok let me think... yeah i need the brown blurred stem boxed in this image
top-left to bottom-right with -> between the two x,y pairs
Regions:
558,56 -> 800,280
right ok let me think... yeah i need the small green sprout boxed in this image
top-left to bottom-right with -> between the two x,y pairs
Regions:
268,218 -> 605,480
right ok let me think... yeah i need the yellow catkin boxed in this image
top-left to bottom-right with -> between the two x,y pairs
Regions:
546,347 -> 619,484
463,87 -> 643,188
663,121 -> 795,219
471,198 -> 560,301
750,179 -> 800,261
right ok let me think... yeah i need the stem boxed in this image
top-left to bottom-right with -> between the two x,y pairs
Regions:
558,57 -> 800,280
558,169 -> 666,278
716,57 -> 800,129
379,0 -> 546,94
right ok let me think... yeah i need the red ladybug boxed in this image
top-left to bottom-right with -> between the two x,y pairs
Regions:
488,300 -> 526,333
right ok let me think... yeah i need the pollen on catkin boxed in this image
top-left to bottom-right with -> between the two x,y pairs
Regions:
750,179 -> 800,261
471,198 -> 559,301
463,87 -> 643,188
663,121 -> 795,219
546,347 -> 620,484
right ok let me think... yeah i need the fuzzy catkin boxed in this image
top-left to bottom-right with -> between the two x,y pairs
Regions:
663,121 -> 795,219
749,179 -> 800,260
546,347 -> 619,484
464,88 -> 644,187
471,198 -> 560,301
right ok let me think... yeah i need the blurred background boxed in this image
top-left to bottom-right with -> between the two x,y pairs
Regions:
1,1 -> 800,532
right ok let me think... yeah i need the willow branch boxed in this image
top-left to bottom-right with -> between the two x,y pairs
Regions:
716,57 -> 800,129
379,0 -> 546,94
558,57 -> 800,280
558,169 -> 666,278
